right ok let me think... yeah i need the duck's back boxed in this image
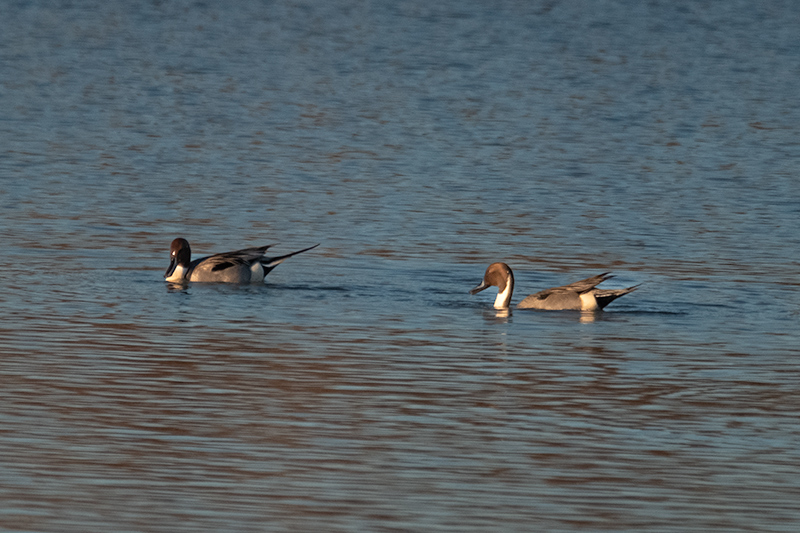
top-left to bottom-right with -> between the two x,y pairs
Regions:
189,260 -> 258,282
517,290 -> 583,310
516,273 -> 613,310
187,247 -> 269,283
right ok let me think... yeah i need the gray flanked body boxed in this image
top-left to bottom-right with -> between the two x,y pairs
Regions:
471,262 -> 638,311
165,238 -> 318,283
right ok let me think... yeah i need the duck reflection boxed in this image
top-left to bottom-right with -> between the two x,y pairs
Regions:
483,307 -> 511,322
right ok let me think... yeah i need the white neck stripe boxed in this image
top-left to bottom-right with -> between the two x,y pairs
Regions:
494,282 -> 513,309
165,265 -> 188,282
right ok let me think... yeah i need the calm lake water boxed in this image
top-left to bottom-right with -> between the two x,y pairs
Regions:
2,1 -> 800,531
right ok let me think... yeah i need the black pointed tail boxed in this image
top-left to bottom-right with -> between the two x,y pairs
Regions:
594,284 -> 641,310
260,244 -> 320,275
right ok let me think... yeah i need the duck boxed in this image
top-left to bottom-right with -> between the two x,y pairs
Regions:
164,238 -> 319,283
470,262 -> 639,311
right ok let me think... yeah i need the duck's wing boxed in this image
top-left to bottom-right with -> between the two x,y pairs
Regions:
190,245 -> 272,273
536,272 -> 613,297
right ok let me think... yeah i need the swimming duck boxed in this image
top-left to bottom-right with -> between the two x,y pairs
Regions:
470,262 -> 639,311
164,238 -> 319,283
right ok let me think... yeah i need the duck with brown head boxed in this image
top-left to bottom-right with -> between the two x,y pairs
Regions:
471,262 -> 639,311
469,262 -> 515,309
165,238 -> 319,283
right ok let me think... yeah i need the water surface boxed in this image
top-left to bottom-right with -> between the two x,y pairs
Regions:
1,1 -> 799,531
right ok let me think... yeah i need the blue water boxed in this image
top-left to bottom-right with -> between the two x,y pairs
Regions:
2,1 -> 800,531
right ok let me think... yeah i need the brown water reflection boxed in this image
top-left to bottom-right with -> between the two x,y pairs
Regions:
3,295 -> 799,532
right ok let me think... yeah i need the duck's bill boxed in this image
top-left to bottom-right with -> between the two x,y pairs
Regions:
164,259 -> 178,278
164,258 -> 178,279
470,281 -> 489,295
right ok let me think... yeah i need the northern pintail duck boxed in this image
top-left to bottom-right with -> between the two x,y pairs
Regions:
164,238 -> 319,283
470,262 -> 639,311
